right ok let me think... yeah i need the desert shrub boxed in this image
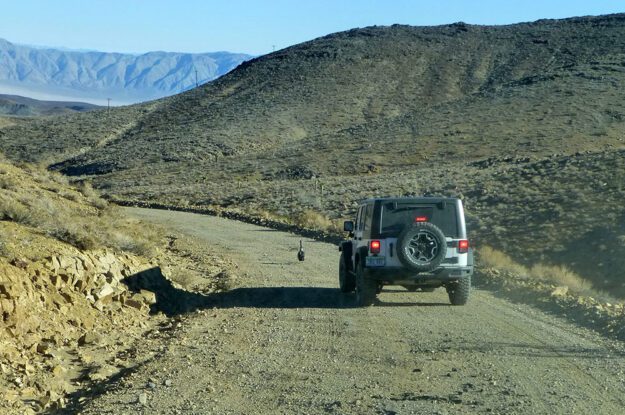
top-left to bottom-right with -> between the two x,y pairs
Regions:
294,209 -> 334,231
0,160 -> 166,258
479,245 -> 592,293
0,196 -> 35,225
58,190 -> 80,202
0,236 -> 8,258
0,175 -> 18,190
529,263 -> 592,292
103,221 -> 162,257
478,246 -> 528,275
77,182 -> 108,209
171,269 -> 197,290
47,223 -> 98,251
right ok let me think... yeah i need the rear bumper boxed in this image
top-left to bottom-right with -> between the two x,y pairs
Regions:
366,265 -> 473,284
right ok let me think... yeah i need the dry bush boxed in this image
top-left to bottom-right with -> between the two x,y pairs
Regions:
480,245 -> 592,293
0,162 -> 163,257
58,189 -> 80,202
47,222 -> 98,250
104,217 -> 162,257
77,182 -> 109,210
478,246 -> 528,275
0,196 -> 35,225
170,268 -> 197,290
529,264 -> 592,292
0,235 -> 9,258
77,181 -> 97,198
0,174 -> 18,190
45,203 -> 161,256
249,208 -> 289,224
294,209 -> 335,231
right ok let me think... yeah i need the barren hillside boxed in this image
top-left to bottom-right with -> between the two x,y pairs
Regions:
0,157 -> 234,413
1,14 -> 625,297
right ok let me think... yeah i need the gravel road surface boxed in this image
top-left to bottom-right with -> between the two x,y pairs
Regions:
77,208 -> 625,415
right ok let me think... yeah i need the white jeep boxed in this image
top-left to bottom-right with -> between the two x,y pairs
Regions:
339,197 -> 474,306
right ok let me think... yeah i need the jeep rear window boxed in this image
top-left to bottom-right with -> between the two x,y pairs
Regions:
380,202 -> 459,238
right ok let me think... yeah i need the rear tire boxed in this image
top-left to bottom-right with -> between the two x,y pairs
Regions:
447,275 -> 471,305
339,252 -> 355,293
355,260 -> 377,307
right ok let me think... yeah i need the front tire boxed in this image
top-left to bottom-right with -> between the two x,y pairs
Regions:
339,252 -> 356,293
355,260 -> 377,307
446,276 -> 471,305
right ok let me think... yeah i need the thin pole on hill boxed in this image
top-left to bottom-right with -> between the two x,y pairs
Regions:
195,69 -> 198,88
107,98 -> 111,127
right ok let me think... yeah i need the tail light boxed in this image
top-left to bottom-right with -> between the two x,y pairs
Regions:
370,240 -> 381,254
415,216 -> 428,222
458,240 -> 469,254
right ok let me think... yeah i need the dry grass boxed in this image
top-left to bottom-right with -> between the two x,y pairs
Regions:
0,160 -> 163,256
528,263 -> 592,293
479,245 -> 592,293
293,209 -> 338,232
478,246 -> 527,275
0,196 -> 35,224
0,116 -> 16,129
0,235 -> 8,257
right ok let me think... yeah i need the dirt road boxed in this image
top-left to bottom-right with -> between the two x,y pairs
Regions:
78,208 -> 625,414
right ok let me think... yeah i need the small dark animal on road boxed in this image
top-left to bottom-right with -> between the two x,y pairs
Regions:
298,240 -> 305,261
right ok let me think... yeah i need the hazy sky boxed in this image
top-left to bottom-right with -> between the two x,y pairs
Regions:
2,0 -> 624,55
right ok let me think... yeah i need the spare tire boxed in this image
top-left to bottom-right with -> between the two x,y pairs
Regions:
397,222 -> 447,272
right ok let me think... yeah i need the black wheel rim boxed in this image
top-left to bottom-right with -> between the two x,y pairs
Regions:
406,230 -> 440,264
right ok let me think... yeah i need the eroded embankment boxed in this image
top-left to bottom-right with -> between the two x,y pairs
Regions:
0,247 -> 162,413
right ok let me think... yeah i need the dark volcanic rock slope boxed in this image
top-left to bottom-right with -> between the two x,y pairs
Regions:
30,14 -> 625,180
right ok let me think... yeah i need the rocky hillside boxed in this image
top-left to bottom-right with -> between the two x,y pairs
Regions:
0,157 -> 234,413
0,38 -> 251,104
1,14 -> 625,298
2,14 -> 625,176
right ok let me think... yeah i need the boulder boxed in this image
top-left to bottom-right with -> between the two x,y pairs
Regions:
94,284 -> 115,301
551,286 -> 569,297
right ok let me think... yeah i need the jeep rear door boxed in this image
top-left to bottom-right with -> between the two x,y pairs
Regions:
379,201 -> 460,238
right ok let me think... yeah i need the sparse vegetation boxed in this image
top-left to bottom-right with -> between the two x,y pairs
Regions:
0,196 -> 34,224
479,246 -> 592,295
293,209 -> 337,232
0,160 -> 162,257
0,235 -> 8,257
528,263 -> 592,293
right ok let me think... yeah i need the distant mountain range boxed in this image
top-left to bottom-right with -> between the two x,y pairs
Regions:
0,38 -> 252,104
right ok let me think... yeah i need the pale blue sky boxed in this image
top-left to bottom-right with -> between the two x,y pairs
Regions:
2,0 -> 624,55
